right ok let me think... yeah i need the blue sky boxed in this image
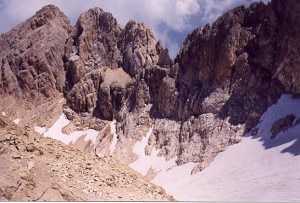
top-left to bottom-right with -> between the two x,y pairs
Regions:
0,0 -> 270,57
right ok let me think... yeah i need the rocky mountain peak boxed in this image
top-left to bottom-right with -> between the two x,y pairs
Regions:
121,20 -> 163,77
31,4 -> 70,28
70,7 -> 122,69
0,4 -> 71,99
0,0 -> 299,200
148,0 -> 299,171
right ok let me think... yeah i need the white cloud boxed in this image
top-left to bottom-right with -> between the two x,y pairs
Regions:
98,0 -> 201,31
0,0 -> 270,58
157,29 -> 181,58
176,0 -> 200,16
198,0 -> 270,24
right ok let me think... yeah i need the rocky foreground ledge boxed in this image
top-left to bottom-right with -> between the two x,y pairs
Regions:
0,0 -> 299,200
0,114 -> 173,201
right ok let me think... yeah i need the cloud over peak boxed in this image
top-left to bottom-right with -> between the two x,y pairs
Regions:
176,0 -> 200,16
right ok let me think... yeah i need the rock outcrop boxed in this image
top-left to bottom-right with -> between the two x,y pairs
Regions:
142,0 -> 299,171
270,114 -> 296,138
0,5 -> 72,99
63,9 -> 162,123
0,115 -> 173,201
0,0 -> 299,190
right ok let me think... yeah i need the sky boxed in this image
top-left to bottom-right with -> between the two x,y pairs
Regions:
0,0 -> 270,57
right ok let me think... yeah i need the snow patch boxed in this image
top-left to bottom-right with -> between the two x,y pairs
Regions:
82,129 -> 99,144
129,127 -> 178,176
109,120 -> 118,155
151,94 -> 300,201
34,113 -> 99,145
256,94 -> 300,139
1,111 -> 5,116
69,54 -> 79,61
13,119 -> 21,125
34,126 -> 46,134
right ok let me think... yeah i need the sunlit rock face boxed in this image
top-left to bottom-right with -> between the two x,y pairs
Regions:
0,5 -> 72,98
0,0 -> 299,183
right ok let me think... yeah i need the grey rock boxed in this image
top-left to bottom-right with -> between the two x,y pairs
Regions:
157,49 -> 172,67
0,5 -> 72,99
270,114 -> 296,138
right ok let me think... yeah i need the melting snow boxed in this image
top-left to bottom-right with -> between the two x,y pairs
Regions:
109,120 -> 118,155
129,127 -> 178,176
139,94 -> 300,201
1,112 -> 5,116
34,113 -> 99,145
13,119 -> 21,125
34,126 -> 46,134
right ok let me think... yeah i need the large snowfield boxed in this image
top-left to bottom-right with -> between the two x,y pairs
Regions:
35,113 -> 99,145
34,94 -> 300,201
130,94 -> 300,201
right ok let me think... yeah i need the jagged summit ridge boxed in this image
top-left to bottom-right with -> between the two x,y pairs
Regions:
0,4 -> 72,98
0,1 -> 299,200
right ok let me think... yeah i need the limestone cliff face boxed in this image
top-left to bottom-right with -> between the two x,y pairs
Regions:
0,0 -> 299,176
182,0 -> 299,127
146,0 -> 299,170
64,8 -> 162,125
0,5 -> 72,99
